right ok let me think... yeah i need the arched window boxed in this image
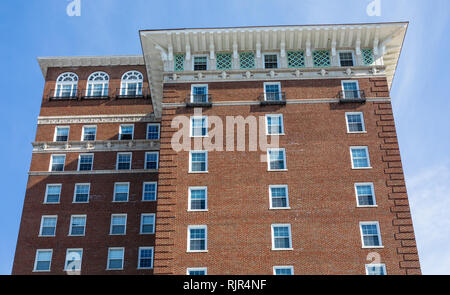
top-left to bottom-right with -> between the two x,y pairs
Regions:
86,72 -> 109,97
120,71 -> 143,96
55,72 -> 78,98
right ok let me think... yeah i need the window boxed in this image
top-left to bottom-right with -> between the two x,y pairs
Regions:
267,149 -> 286,171
339,51 -> 355,67
191,116 -> 208,137
33,250 -> 52,272
145,152 -> 159,170
86,72 -> 109,97
240,52 -> 255,69
189,151 -> 208,173
361,49 -> 374,66
264,82 -> 282,101
360,222 -> 383,248
110,214 -> 127,235
345,112 -> 365,133
366,264 -> 387,275
273,266 -> 294,275
73,184 -> 90,203
54,126 -> 69,142
266,114 -> 284,135
287,51 -> 305,68
174,54 -> 185,71
271,224 -> 292,250
82,126 -> 97,141
138,247 -> 154,269
341,80 -> 361,99
113,183 -> 129,202
64,249 -> 83,272
39,216 -> 57,237
189,187 -> 207,211
313,50 -> 331,67
140,214 -> 155,234
69,215 -> 86,236
142,182 -> 157,201
216,53 -> 232,70
350,147 -> 371,169
116,152 -> 132,170
119,125 -> 134,140
44,184 -> 61,204
78,154 -> 94,171
54,72 -> 78,98
107,248 -> 124,270
355,183 -> 376,207
188,225 -> 207,252
146,123 -> 160,140
269,185 -> 289,209
50,154 -> 65,171
193,55 -> 208,71
264,54 -> 279,69
187,268 -> 207,275
191,84 -> 209,103
120,71 -> 144,96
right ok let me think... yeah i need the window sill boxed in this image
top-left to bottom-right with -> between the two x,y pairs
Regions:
352,167 -> 373,170
43,202 -> 60,205
347,131 -> 367,134
188,209 -> 209,212
362,246 -> 384,249
38,235 -> 55,238
141,199 -> 157,202
106,268 -> 124,271
266,133 -> 285,136
137,267 -> 154,270
187,250 -> 208,253
271,248 -> 294,251
357,205 -> 378,208
109,234 -> 126,236
139,232 -> 155,235
269,207 -> 291,210
33,270 -> 51,273
72,201 -> 89,204
188,171 -> 209,174
112,200 -> 129,203
68,235 -> 85,237
267,169 -> 288,172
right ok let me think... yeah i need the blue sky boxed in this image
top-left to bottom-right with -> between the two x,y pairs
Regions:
0,0 -> 449,275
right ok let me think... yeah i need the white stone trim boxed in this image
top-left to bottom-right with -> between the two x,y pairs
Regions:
37,114 -> 158,125
29,169 -> 157,176
32,139 -> 159,153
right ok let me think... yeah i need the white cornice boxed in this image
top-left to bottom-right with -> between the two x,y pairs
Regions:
28,169 -> 157,176
37,113 -> 158,125
32,139 -> 160,153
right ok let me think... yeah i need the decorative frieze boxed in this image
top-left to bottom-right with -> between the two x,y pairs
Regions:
32,139 -> 160,153
37,114 -> 157,125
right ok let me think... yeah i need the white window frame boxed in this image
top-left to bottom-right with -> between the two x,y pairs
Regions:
187,267 -> 208,275
359,221 -> 384,249
263,52 -> 280,69
341,80 -> 361,99
119,124 -> 134,140
85,71 -> 109,97
33,249 -> 53,272
144,152 -> 159,170
187,225 -> 208,253
142,182 -> 157,201
188,187 -> 208,212
365,264 -> 387,275
192,55 -> 209,71
110,214 -> 127,235
189,151 -> 208,173
107,247 -> 125,270
116,152 -> 132,170
190,116 -> 208,137
190,84 -> 209,103
73,183 -> 90,203
64,248 -> 83,271
49,154 -> 66,172
338,50 -> 356,67
265,114 -> 285,136
44,184 -> 62,204
271,224 -> 293,251
69,215 -> 87,236
120,70 -> 144,96
267,148 -> 287,171
137,247 -> 154,269
350,146 -> 372,169
113,182 -> 130,202
77,153 -> 94,171
345,112 -> 366,133
54,72 -> 78,98
269,185 -> 290,210
53,126 -> 70,142
273,266 -> 294,275
140,213 -> 156,234
81,125 -> 97,141
355,183 -> 377,207
39,215 -> 58,237
146,123 -> 160,140
263,82 -> 282,101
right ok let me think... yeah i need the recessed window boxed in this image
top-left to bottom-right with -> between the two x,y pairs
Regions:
39,216 -> 57,237
187,268 -> 207,275
174,54 -> 185,71
267,148 -> 286,171
113,183 -> 129,202
54,127 -> 69,142
313,50 -> 331,67
355,183 -> 376,207
145,152 -> 159,170
188,225 -> 207,252
119,125 -> 134,140
189,187 -> 207,211
33,250 -> 52,272
350,147 -> 371,169
266,114 -> 284,135
269,185 -> 289,209
240,52 -> 255,69
64,249 -> 83,272
138,247 -> 154,269
107,248 -> 124,270
339,51 -> 355,67
191,116 -> 208,137
120,71 -> 143,96
264,54 -> 279,69
271,224 -> 292,250
73,184 -> 90,203
54,72 -> 78,98
110,214 -> 127,235
360,222 -> 383,248
216,53 -> 232,70
44,184 -> 61,204
146,123 -> 160,140
50,154 -> 65,172
365,264 -> 387,275
346,112 -> 365,133
82,126 -> 97,141
264,82 -> 282,101
69,215 -> 86,236
142,182 -> 157,201
193,56 -> 208,71
189,151 -> 208,173
86,72 -> 109,97
273,266 -> 294,275
78,154 -> 94,171
362,49 -> 375,66
191,85 -> 209,103
287,51 -> 305,68
341,81 -> 361,99
116,152 -> 132,170
140,214 -> 155,234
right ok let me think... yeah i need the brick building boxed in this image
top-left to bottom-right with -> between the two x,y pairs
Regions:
12,22 -> 421,275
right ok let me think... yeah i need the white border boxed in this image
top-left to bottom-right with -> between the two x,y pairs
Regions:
140,213 -> 156,234
145,152 -> 159,170
69,215 -> 86,236
81,125 -> 97,141
113,182 -> 130,202
190,116 -> 208,137
350,146 -> 372,169
359,221 -> 384,248
39,215 -> 57,237
33,249 -> 53,272
73,183 -> 90,203
137,247 -> 154,269
44,184 -> 61,204
110,214 -> 127,235
271,224 -> 293,250
263,82 -> 282,101
53,126 -> 70,142
265,114 -> 285,136
49,154 -> 66,172
189,151 -> 208,173
190,84 -> 209,103
187,225 -> 208,252
116,152 -> 132,170
355,183 -> 377,207
365,263 -> 387,275
107,247 -> 125,270
146,123 -> 161,140
345,112 -> 366,133
269,185 -> 290,209
142,182 -> 158,201
77,153 -> 94,171
267,148 -> 287,171
64,248 -> 83,271
187,267 -> 208,275
188,187 -> 208,211
119,124 -> 134,140
273,266 -> 294,275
